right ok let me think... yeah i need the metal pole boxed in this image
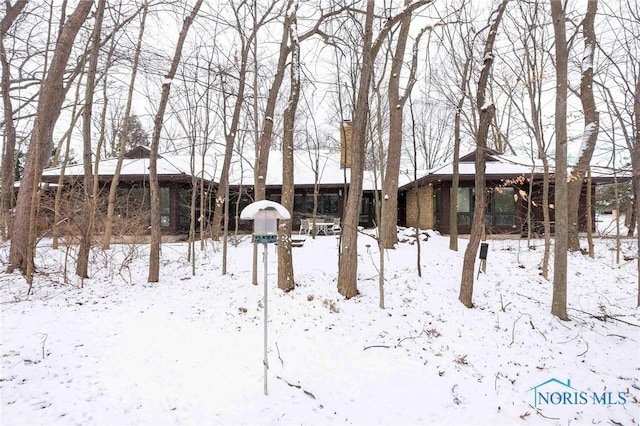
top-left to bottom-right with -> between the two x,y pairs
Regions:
263,242 -> 268,396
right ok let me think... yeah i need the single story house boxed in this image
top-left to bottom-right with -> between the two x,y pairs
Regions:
39,146 -> 624,238
39,146 -> 396,235
398,149 -> 624,236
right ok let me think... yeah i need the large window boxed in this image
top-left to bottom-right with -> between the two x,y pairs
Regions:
292,192 -> 339,217
490,187 -> 515,227
178,188 -> 192,229
448,186 -> 516,228
456,187 -> 474,226
160,187 -> 171,228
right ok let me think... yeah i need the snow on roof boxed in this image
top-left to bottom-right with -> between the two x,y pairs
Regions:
239,149 -> 390,190
41,155 -> 217,182
41,148 -> 416,191
422,152 -> 543,178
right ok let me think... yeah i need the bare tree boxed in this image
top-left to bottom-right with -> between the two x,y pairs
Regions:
76,0 -> 107,280
148,0 -> 203,283
550,0 -> 569,321
380,0 -> 426,250
567,0 -> 599,251
8,0 -> 93,276
502,1 -> 553,278
277,1 -> 299,292
209,2 -> 280,243
0,0 -> 28,240
459,0 -> 508,308
431,2 -> 476,252
103,1 -> 148,249
635,75 -> 640,307
337,0 -> 433,299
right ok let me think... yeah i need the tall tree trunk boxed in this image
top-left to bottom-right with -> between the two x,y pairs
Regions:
254,2 -> 293,202
634,74 -> 640,306
148,0 -> 203,282
76,0 -> 106,280
586,168 -> 594,258
550,0 -> 570,320
0,0 -> 28,240
277,4 -> 298,293
102,1 -> 148,249
450,53 -> 472,252
459,0 -> 507,308
409,98 -> 422,277
210,2 -> 280,242
53,84 -> 84,250
337,0 -> 375,299
8,0 -> 93,274
520,11 -> 552,279
380,4 -> 425,249
567,0 -> 599,251
337,0 -> 433,298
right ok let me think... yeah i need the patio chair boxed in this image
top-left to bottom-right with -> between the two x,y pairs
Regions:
331,217 -> 341,235
299,219 -> 311,235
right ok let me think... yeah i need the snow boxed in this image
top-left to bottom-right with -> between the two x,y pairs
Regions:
40,148 -> 406,192
481,100 -> 493,111
582,43 -> 594,72
577,122 -> 598,159
1,220 -> 638,425
240,200 -> 291,219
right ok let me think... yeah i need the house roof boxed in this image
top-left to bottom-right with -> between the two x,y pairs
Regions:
41,151 -> 217,184
41,147 -> 414,191
399,149 -> 629,190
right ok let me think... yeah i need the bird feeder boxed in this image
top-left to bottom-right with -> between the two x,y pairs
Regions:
240,200 -> 290,244
239,200 -> 290,396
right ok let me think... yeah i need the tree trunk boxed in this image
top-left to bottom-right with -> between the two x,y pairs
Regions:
448,29 -> 473,252
53,83 -> 84,250
409,98 -> 422,277
103,1 -> 148,249
634,74 -> 640,306
0,0 -> 28,240
381,5 -> 425,249
76,0 -> 106,280
277,4 -> 298,293
459,0 -> 507,308
337,0 -> 433,298
8,0 -> 93,274
550,0 -> 570,321
567,0 -> 599,251
586,168 -> 594,258
337,0 -> 376,299
148,0 -> 203,283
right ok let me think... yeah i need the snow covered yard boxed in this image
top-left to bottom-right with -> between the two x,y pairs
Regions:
1,229 -> 638,425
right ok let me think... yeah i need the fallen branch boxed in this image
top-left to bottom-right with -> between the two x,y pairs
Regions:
569,308 -> 640,327
275,341 -> 284,366
397,330 -> 425,347
363,345 -> 391,350
515,292 -> 542,304
577,341 -> 589,357
607,334 -> 628,339
276,375 -> 316,399
509,314 -> 527,347
529,405 -> 559,421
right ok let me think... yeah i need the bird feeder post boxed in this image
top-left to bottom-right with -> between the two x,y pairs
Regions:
239,201 -> 290,396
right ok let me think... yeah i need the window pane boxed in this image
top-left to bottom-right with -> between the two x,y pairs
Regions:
495,187 -> 514,213
457,212 -> 472,226
178,188 -> 191,229
494,214 -> 515,226
160,187 -> 171,228
457,188 -> 471,212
